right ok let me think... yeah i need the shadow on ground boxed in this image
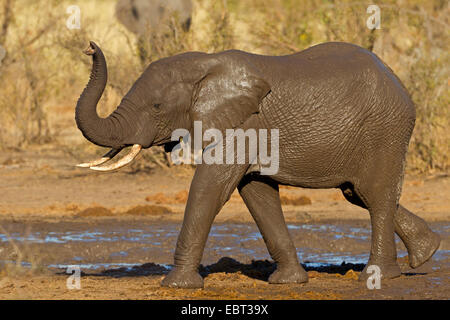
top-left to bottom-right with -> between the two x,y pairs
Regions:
67,257 -> 365,281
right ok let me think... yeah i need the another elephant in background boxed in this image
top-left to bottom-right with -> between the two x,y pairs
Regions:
115,0 -> 192,35
115,0 -> 192,63
74,41 -> 440,288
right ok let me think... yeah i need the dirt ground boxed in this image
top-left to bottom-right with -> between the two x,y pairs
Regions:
0,146 -> 448,300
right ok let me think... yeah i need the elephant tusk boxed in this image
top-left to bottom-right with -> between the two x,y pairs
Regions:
89,144 -> 142,171
76,148 -> 122,168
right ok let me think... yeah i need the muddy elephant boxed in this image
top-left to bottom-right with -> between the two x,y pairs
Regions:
75,41 -> 440,288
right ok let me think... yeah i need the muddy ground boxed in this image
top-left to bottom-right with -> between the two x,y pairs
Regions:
0,146 -> 448,299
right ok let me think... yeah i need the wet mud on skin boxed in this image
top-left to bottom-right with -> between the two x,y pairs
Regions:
0,217 -> 448,299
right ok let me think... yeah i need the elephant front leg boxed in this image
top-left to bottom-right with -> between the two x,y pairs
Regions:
161,164 -> 248,289
238,176 -> 308,284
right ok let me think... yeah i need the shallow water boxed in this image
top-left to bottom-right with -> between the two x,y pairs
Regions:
0,220 -> 448,275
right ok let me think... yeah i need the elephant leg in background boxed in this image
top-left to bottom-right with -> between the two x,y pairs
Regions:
341,186 -> 440,270
238,175 -> 308,284
161,163 -> 249,289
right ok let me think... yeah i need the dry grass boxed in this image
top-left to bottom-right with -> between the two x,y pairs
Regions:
0,0 -> 448,172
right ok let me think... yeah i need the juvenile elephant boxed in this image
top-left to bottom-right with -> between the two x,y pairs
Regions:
75,41 -> 440,288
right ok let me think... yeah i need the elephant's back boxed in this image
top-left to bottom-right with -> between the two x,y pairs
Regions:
254,42 -> 416,177
256,42 -> 415,126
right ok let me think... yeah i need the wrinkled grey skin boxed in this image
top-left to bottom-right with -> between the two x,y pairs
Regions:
75,41 -> 441,288
115,0 -> 192,35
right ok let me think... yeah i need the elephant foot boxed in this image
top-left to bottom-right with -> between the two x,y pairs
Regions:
268,264 -> 308,284
407,231 -> 440,269
358,261 -> 401,282
161,267 -> 204,289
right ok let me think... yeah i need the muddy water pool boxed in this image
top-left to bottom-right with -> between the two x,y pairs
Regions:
0,219 -> 448,278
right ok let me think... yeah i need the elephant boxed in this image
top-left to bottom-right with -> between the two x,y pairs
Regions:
115,0 -> 192,64
115,0 -> 192,34
75,41 -> 441,288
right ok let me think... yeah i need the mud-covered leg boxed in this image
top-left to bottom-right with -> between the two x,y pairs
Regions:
395,205 -> 440,268
358,201 -> 402,281
341,184 -> 440,270
161,164 -> 248,288
238,175 -> 307,284
354,154 -> 407,281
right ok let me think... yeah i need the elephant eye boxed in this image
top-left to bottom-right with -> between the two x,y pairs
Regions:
153,103 -> 161,109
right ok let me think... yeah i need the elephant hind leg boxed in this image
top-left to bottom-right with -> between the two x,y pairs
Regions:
394,205 -> 440,268
340,183 -> 441,269
238,175 -> 308,284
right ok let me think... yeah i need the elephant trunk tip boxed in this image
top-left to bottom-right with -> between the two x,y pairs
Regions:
83,41 -> 98,56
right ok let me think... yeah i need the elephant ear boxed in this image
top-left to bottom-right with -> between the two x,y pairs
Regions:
190,53 -> 271,134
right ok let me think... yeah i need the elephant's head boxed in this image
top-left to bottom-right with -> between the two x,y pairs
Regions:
75,41 -> 270,170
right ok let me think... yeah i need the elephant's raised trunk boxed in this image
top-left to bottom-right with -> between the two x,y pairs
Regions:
75,41 -> 144,171
75,41 -> 123,149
